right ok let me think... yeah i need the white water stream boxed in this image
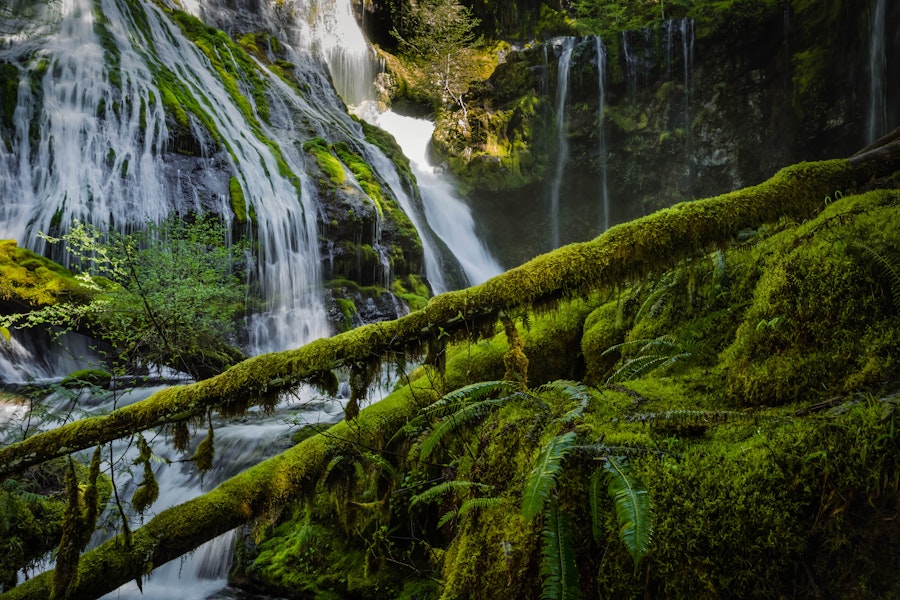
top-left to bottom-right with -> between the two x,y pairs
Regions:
867,0 -> 887,145
371,110 -> 503,289
595,36 -> 610,232
549,37 -> 575,249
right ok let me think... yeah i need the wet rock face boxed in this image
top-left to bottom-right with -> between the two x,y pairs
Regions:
430,2 -> 899,266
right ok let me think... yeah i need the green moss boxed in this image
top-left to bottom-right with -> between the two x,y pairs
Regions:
721,190 -> 900,405
392,275 -> 431,312
229,176 -> 247,223
169,10 -> 270,125
0,240 -> 89,308
605,104 -> 647,133
303,137 -> 346,186
335,297 -> 358,332
60,369 -> 113,389
433,92 -> 545,193
333,142 -> 385,216
0,456 -> 112,592
4,148 -> 900,598
791,47 -> 828,112
580,299 -> 626,385
359,118 -> 415,186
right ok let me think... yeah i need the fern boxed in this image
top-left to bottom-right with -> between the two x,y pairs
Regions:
539,503 -> 580,600
436,509 -> 457,528
457,496 -> 501,519
536,380 -> 591,425
521,431 -> 577,520
625,409 -> 775,428
409,480 -> 492,508
855,242 -> 900,308
424,380 -> 516,416
420,396 -> 514,459
320,454 -> 345,485
604,457 -> 654,571
364,452 -> 399,487
0,477 -> 46,504
603,335 -> 698,383
438,496 -> 503,529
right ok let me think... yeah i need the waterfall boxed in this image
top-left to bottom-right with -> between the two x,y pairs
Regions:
595,36 -> 610,232
0,0 -> 434,595
549,37 -> 575,249
623,31 -> 638,95
372,110 -> 503,289
0,0 -> 336,357
665,19 -> 696,196
867,0 -> 887,145
681,19 -> 695,196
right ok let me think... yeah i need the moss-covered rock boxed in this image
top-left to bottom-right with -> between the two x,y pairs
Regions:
0,240 -> 92,314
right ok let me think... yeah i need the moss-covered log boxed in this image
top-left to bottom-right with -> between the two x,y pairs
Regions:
0,148 -> 896,476
0,140 -> 897,480
0,382 -> 436,600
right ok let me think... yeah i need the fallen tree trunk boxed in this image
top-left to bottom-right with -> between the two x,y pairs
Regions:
1,142 -> 899,599
0,381 -> 437,600
0,145 -> 897,480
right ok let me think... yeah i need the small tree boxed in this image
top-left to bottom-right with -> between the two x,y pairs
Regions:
391,0 -> 481,119
1,215 -> 250,380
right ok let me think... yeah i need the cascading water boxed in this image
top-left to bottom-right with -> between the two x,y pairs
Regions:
549,37 -> 575,249
0,0 -> 448,597
867,0 -> 887,145
371,110 -> 503,288
622,31 -> 638,95
680,19 -> 695,196
0,0 -> 333,357
595,36 -> 610,232
663,19 -> 696,196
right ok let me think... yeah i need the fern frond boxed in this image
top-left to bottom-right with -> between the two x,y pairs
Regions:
856,242 -> 900,307
387,413 -> 429,446
535,380 -> 591,403
625,409 -> 767,427
319,454 -> 345,486
634,271 -> 679,323
437,509 -> 457,528
424,380 -> 515,416
409,480 -> 492,508
522,431 -> 576,520
536,380 -> 591,424
576,443 -> 660,459
420,397 -> 512,459
604,335 -> 696,383
604,457 -> 654,571
539,503 -> 580,600
0,478 -> 45,504
456,496 -> 502,519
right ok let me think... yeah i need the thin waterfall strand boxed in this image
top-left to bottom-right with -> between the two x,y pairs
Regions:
549,37 -> 575,249
595,36 -> 610,232
867,0 -> 887,145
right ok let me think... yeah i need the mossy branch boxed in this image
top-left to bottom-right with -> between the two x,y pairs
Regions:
0,148 -> 896,481
0,382 -> 436,600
